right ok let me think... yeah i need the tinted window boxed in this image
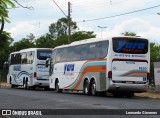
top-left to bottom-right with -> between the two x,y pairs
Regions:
80,44 -> 89,60
21,53 -> 27,64
56,49 -> 62,62
68,46 -> 80,61
60,48 -> 68,62
37,50 -> 52,60
113,38 -> 148,54
27,51 -> 35,64
54,41 -> 109,63
96,41 -> 108,59
11,53 -> 21,65
88,43 -> 96,59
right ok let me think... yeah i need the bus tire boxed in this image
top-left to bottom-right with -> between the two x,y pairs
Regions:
91,80 -> 97,96
125,93 -> 134,98
83,79 -> 90,95
11,84 -> 15,88
24,79 -> 29,90
10,78 -> 15,88
55,81 -> 62,93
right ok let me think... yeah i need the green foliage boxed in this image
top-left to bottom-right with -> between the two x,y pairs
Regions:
48,17 -> 77,39
0,0 -> 15,34
0,31 -> 13,68
11,38 -> 35,51
122,32 -> 136,36
26,33 -> 35,43
35,35 -> 55,48
71,31 -> 96,42
150,42 -> 160,82
54,35 -> 68,47
0,0 -> 15,22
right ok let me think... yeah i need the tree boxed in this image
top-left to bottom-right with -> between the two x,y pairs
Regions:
0,0 -> 15,34
26,33 -> 35,43
150,42 -> 160,85
0,0 -> 34,35
0,31 -> 13,68
71,31 -> 96,42
35,35 -> 55,48
11,38 -> 35,51
48,17 -> 77,39
122,32 -> 136,36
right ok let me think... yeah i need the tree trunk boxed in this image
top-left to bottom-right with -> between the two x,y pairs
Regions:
0,17 -> 4,35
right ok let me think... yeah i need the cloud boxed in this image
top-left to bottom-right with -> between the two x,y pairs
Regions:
7,20 -> 54,41
97,18 -> 160,43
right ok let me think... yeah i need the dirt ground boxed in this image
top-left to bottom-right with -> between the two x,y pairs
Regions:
135,92 -> 160,100
0,83 -> 160,99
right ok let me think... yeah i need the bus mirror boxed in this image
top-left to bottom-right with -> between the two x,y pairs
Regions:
45,58 -> 50,68
3,61 -> 9,69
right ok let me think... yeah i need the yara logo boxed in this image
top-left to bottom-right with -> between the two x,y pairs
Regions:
64,64 -> 75,75
116,41 -> 145,51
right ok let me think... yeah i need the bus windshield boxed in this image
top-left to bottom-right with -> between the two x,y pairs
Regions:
112,37 -> 148,54
37,50 -> 52,60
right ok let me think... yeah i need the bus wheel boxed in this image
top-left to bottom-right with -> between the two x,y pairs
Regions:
125,93 -> 134,98
11,84 -> 15,88
55,82 -> 62,93
10,78 -> 15,88
113,93 -> 123,98
91,80 -> 97,96
24,79 -> 29,90
83,80 -> 90,95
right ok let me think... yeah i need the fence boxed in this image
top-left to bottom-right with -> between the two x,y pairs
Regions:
153,62 -> 160,92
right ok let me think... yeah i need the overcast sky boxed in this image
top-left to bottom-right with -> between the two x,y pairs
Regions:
4,0 -> 160,43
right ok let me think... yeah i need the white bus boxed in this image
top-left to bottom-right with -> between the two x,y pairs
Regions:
48,37 -> 150,97
7,48 -> 52,89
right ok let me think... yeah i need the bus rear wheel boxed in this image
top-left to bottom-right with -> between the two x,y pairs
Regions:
83,80 -> 90,95
10,78 -> 15,88
91,80 -> 97,96
23,79 -> 29,90
55,82 -> 62,93
125,93 -> 134,98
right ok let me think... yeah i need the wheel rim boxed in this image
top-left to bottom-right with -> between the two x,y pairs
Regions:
92,82 -> 96,95
84,81 -> 89,94
85,85 -> 88,94
23,81 -> 26,88
56,83 -> 59,92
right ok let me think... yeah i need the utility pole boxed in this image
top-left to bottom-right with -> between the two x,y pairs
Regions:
97,26 -> 107,38
68,2 -> 71,44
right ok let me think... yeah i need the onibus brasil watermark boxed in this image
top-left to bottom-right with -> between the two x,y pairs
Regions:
2,110 -> 42,116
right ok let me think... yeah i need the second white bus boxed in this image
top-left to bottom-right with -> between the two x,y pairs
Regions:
7,48 -> 52,89
48,37 -> 150,97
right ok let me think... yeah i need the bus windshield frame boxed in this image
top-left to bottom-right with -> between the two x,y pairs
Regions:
37,50 -> 52,60
112,37 -> 148,54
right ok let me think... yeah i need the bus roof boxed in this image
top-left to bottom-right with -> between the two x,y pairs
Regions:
54,36 -> 147,49
10,48 -> 52,54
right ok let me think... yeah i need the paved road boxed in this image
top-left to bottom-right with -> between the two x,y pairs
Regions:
0,87 -> 160,118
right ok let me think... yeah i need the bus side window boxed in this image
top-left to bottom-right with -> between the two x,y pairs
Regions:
21,53 -> 27,64
96,41 -> 108,59
80,44 -> 89,60
27,51 -> 34,64
88,43 -> 96,60
52,49 -> 56,64
12,53 -> 21,64
56,49 -> 62,63
60,48 -> 68,62
68,46 -> 80,61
